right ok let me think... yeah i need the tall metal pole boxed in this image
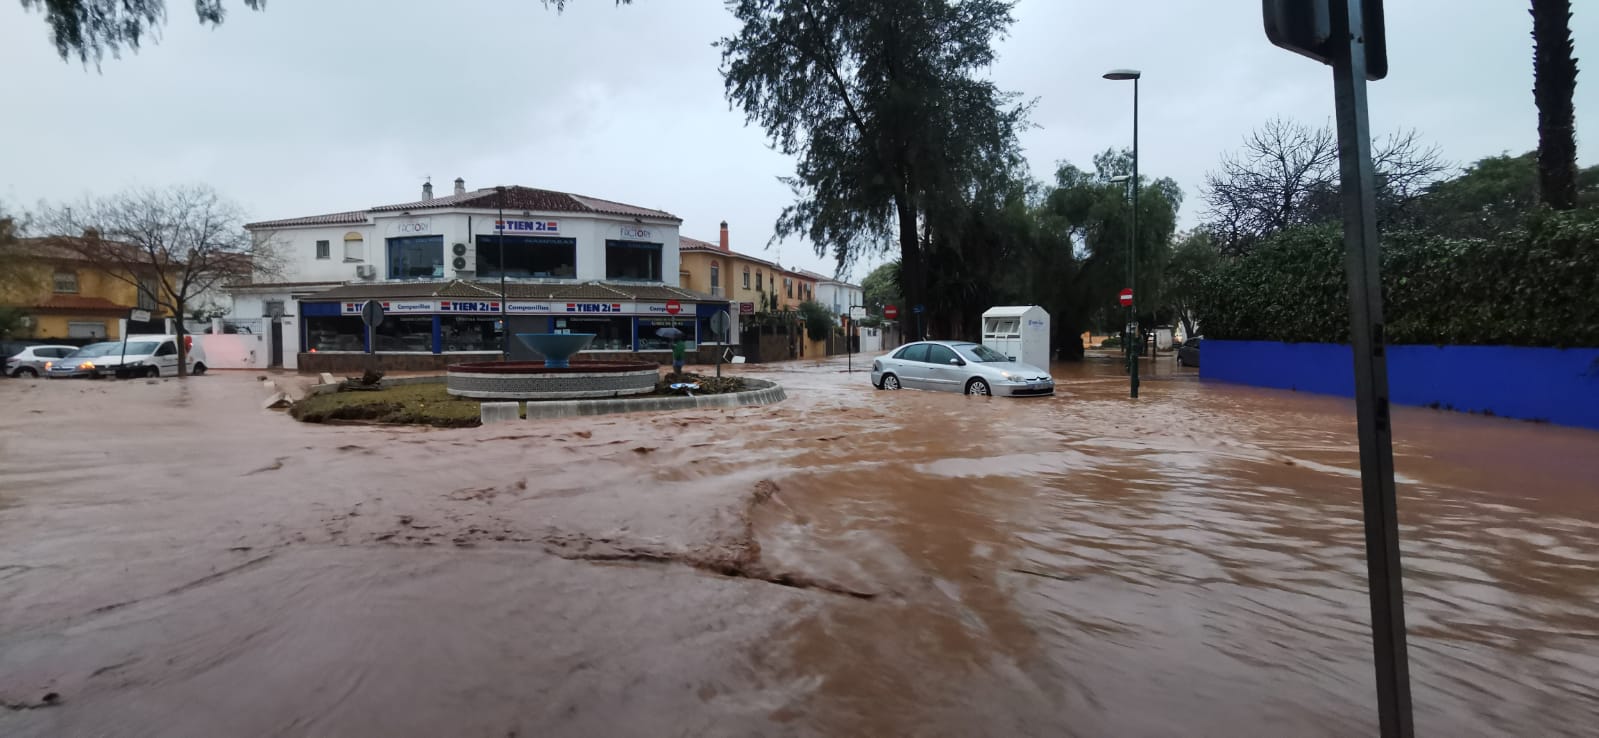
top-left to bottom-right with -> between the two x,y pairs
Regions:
1330,0 -> 1411,734
1128,75 -> 1141,399
497,186 -> 509,360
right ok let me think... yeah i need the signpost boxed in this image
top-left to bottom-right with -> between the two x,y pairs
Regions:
361,299 -> 385,355
912,304 -> 925,341
1119,288 -> 1134,307
883,304 -> 898,320
710,310 -> 731,378
846,305 -> 867,373
665,300 -> 682,315
1265,2 -> 1408,736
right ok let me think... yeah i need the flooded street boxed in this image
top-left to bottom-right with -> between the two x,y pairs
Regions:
3,356 -> 1597,736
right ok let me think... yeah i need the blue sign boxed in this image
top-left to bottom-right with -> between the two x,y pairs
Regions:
495,219 -> 559,233
913,304 -> 925,314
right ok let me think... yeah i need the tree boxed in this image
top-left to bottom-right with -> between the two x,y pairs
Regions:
860,261 -> 902,315
718,0 -> 1029,339
1162,230 -> 1220,339
1201,118 -> 1446,253
797,301 -> 835,342
35,185 -> 277,377
1412,151 -> 1599,238
1531,0 -> 1581,210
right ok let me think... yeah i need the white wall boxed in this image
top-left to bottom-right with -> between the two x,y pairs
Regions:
254,223 -> 375,283
194,333 -> 266,370
817,282 -> 863,320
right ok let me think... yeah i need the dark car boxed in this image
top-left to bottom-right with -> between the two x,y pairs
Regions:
1176,337 -> 1201,368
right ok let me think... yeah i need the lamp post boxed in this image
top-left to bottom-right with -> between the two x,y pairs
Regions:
496,186 -> 509,359
1104,67 -> 1141,399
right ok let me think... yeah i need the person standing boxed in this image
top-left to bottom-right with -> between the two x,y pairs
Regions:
671,337 -> 686,375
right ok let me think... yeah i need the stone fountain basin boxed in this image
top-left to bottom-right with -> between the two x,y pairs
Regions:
445,361 -> 659,400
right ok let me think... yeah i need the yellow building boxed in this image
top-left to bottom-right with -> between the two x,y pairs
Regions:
0,240 -> 167,341
678,223 -> 825,359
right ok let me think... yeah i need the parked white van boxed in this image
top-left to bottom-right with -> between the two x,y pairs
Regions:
46,334 -> 208,379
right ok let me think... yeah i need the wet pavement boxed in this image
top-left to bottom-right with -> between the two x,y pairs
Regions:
2,356 -> 1597,737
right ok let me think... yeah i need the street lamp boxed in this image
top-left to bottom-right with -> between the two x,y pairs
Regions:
1104,67 -> 1141,399
496,186 -> 509,359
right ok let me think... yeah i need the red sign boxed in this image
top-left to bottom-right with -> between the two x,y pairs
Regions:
665,300 -> 682,315
884,305 -> 899,319
738,302 -> 755,315
1119,288 -> 1134,307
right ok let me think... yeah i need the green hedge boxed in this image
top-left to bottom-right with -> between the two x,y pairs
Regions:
1197,210 -> 1599,347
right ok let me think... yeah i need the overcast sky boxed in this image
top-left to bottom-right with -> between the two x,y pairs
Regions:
2,0 -> 1594,282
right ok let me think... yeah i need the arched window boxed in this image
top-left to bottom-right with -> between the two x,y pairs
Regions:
343,232 -> 364,262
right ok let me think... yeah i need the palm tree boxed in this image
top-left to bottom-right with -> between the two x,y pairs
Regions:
1531,0 -> 1580,210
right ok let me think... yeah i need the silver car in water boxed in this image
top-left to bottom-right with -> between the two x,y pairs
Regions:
871,341 -> 1055,397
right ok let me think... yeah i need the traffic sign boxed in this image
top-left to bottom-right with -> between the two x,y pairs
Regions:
709,311 -> 730,338
883,305 -> 899,319
849,306 -> 867,320
913,304 -> 925,314
129,309 -> 152,323
361,300 -> 385,328
1119,288 -> 1134,307
665,300 -> 682,315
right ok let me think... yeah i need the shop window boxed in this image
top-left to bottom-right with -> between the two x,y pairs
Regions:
305,316 -> 366,352
743,268 -> 750,289
316,240 -> 331,260
555,315 -> 632,351
605,240 -> 662,282
53,270 -> 78,293
441,316 -> 503,352
373,316 -> 434,352
387,236 -> 445,280
477,235 -> 576,279
343,232 -> 365,262
638,318 -> 695,352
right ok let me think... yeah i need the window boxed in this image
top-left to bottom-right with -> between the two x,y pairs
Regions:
785,278 -> 793,299
604,240 -> 662,282
895,343 -> 929,363
373,316 -> 434,352
441,316 -> 502,352
710,263 -> 721,295
155,342 -> 178,357
742,268 -> 750,289
343,232 -> 365,262
316,240 -> 331,260
305,316 -> 366,352
387,235 -> 445,280
263,300 -> 285,318
67,321 -> 105,339
638,318 -> 694,351
137,276 -> 159,311
477,235 -> 576,279
756,272 -> 764,292
926,345 -> 958,365
958,344 -> 1010,363
556,316 -> 632,351
53,271 -> 78,294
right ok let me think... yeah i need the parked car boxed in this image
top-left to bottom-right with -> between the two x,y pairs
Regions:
872,340 -> 1054,397
1177,336 -> 1202,367
5,345 -> 79,377
46,335 -> 208,379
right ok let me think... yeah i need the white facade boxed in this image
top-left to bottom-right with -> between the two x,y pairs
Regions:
815,279 -> 864,322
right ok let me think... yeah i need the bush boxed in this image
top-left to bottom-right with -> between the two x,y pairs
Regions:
1197,209 -> 1599,347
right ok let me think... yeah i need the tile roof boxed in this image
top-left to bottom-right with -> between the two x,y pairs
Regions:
678,236 -> 785,271
306,280 -> 725,304
248,186 -> 680,230
28,295 -> 133,313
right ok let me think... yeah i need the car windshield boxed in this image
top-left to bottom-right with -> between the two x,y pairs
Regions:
956,344 -> 1011,363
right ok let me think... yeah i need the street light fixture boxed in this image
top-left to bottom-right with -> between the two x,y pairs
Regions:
1104,67 -> 1141,399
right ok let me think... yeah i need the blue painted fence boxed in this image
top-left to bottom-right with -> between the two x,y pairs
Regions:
1202,340 -> 1599,431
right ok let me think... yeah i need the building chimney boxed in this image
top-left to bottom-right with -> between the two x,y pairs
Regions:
454,177 -> 466,196
422,180 -> 434,201
719,220 -> 729,252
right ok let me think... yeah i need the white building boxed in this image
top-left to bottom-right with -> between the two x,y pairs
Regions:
232,180 -> 720,371
795,269 -> 864,323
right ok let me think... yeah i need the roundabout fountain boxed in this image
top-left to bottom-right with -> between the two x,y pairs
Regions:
446,333 -> 659,400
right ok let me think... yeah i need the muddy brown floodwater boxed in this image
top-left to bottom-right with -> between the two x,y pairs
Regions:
2,356 -> 1597,736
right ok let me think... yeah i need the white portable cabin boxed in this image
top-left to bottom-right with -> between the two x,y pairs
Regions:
981,305 -> 1051,369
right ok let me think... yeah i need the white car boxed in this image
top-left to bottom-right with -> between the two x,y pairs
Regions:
871,340 -> 1055,397
5,345 -> 78,377
46,335 -> 208,379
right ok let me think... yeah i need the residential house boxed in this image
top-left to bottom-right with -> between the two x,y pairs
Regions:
0,239 -> 168,341
678,223 -> 827,359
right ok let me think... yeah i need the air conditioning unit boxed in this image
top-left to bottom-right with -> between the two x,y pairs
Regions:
355,264 -> 376,280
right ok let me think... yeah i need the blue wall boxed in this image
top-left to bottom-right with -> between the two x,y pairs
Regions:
1203,340 -> 1599,431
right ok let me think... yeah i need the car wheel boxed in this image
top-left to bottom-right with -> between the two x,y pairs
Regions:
192,363 -> 207,376
146,366 -> 160,378
966,378 -> 991,396
17,367 -> 37,378
882,374 -> 901,390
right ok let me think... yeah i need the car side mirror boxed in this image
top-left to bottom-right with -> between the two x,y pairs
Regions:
949,358 -> 963,366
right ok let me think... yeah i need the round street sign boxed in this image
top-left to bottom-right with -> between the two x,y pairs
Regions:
665,300 -> 682,315
361,299 -> 386,328
1119,288 -> 1134,307
710,311 -> 731,338
884,305 -> 899,319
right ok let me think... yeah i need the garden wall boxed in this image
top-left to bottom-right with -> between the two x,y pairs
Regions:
1203,340 -> 1599,430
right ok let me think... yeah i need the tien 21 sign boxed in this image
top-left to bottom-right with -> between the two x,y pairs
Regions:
495,219 -> 559,234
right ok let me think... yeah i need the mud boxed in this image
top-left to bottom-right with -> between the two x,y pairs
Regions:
2,356 -> 1597,736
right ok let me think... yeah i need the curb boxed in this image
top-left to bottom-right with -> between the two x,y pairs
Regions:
522,379 -> 786,420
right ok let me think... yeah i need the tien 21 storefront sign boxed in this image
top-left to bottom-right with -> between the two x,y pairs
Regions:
342,300 -> 435,314
494,219 -> 559,234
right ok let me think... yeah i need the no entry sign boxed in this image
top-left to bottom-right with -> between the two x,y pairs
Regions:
884,305 -> 899,319
1119,288 -> 1134,307
665,300 -> 682,315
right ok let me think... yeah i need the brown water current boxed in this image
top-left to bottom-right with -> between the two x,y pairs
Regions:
2,355 -> 1597,736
